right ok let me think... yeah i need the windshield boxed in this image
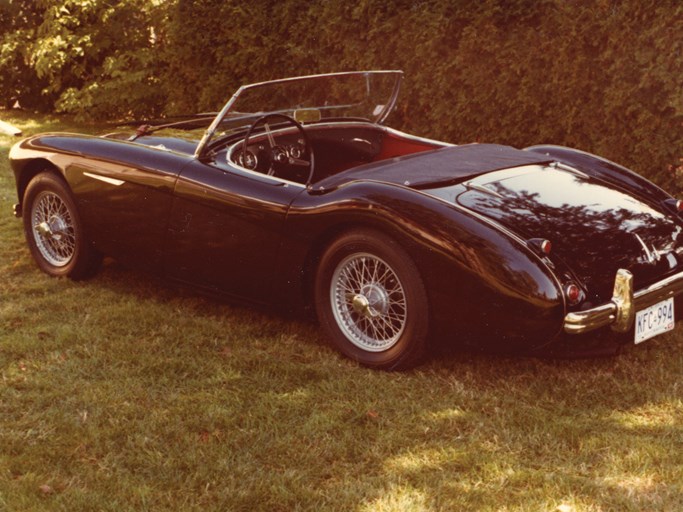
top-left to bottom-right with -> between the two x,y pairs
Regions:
195,71 -> 402,157
227,71 -> 402,125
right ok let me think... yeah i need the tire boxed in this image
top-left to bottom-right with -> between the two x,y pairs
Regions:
22,172 -> 100,279
315,229 -> 429,370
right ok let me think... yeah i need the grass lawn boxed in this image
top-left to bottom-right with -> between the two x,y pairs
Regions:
1,111 -> 682,511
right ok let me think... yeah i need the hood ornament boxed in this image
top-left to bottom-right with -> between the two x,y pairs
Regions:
634,234 -> 661,264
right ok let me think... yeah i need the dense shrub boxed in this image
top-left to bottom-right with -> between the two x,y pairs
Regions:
1,0 -> 681,188
162,0 -> 682,187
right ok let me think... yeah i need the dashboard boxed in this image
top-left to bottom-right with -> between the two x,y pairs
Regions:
228,128 -> 311,183
226,122 -> 390,185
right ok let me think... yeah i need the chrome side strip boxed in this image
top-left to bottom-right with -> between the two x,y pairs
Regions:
464,181 -> 504,198
552,161 -> 591,179
564,268 -> 683,334
83,172 -> 125,186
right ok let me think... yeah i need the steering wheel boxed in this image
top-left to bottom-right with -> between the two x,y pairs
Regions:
241,113 -> 315,185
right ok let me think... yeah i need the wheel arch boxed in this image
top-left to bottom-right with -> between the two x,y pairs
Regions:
289,181 -> 567,351
312,227 -> 430,370
13,158 -> 66,216
20,171 -> 101,279
300,219 -> 414,316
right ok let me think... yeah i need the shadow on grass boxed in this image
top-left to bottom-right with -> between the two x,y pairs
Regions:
2,238 -> 682,511
25,257 -> 677,510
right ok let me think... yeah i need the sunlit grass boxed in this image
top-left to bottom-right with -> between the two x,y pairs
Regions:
1,111 -> 682,511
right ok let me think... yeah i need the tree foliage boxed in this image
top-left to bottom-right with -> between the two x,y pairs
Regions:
0,0 -> 52,109
1,0 -> 171,118
0,0 -> 681,188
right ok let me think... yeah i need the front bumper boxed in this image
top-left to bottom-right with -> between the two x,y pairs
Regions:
564,268 -> 683,334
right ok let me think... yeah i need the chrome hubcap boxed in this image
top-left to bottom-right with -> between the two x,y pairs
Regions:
351,283 -> 390,319
31,191 -> 75,267
331,253 -> 407,352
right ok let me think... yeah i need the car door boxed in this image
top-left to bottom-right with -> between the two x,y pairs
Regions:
163,159 -> 305,303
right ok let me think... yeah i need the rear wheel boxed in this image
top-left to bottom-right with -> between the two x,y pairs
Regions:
315,229 -> 429,370
22,172 -> 100,279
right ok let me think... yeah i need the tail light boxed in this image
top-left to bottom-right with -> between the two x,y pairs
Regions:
565,283 -> 582,306
664,198 -> 683,214
527,238 -> 552,256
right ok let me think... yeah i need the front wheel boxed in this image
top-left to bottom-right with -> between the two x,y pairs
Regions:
22,172 -> 100,279
315,229 -> 429,370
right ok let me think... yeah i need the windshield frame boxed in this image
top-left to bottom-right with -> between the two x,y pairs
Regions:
194,70 -> 403,159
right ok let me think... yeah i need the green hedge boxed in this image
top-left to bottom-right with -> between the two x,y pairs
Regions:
2,0 -> 682,189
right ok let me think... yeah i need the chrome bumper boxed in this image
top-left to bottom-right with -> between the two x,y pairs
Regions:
564,268 -> 683,334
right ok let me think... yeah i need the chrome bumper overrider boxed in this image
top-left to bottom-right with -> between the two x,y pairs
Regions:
564,268 -> 683,334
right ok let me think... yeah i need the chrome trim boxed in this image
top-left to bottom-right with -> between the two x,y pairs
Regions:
553,161 -> 591,179
83,172 -> 125,186
464,181 -> 503,198
564,268 -> 683,334
378,72 -> 402,124
634,233 -> 661,263
611,269 -> 634,332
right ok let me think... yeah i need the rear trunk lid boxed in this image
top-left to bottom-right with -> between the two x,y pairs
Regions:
429,164 -> 683,303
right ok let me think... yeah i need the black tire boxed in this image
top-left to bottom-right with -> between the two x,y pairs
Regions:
315,229 -> 429,370
22,172 -> 100,279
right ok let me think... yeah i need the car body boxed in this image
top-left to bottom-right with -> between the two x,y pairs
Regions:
9,70 -> 683,369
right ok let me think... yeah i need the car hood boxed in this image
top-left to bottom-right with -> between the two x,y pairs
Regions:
429,164 -> 683,303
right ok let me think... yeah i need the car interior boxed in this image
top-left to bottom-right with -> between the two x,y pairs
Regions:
226,121 -> 446,185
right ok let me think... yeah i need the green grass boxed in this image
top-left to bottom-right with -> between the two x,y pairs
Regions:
1,111 -> 682,511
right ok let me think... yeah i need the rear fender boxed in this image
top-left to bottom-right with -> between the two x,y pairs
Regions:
285,181 -> 566,350
525,145 -> 676,213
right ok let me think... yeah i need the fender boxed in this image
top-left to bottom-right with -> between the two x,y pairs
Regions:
9,133 -> 195,211
283,180 -> 566,351
10,133 -> 195,271
525,145 -> 679,215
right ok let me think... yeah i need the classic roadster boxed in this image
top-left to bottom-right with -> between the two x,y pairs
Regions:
9,71 -> 683,369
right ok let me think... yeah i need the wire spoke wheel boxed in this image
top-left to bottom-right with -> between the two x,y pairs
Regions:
22,172 -> 100,279
31,190 -> 76,267
316,230 -> 429,370
331,252 -> 407,352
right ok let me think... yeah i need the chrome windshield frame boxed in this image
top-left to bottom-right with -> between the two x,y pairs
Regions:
194,70 -> 403,159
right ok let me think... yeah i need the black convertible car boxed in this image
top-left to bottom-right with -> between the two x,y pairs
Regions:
9,71 -> 683,369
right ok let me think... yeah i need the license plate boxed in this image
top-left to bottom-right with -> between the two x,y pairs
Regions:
634,297 -> 675,344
